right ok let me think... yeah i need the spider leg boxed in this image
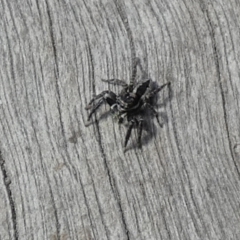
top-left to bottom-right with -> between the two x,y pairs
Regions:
87,99 -> 104,121
146,103 -> 163,128
124,119 -> 135,150
118,112 -> 127,124
85,90 -> 110,109
101,78 -> 128,87
129,57 -> 140,92
86,90 -> 117,121
148,82 -> 170,98
137,119 -> 143,148
142,82 -> 170,127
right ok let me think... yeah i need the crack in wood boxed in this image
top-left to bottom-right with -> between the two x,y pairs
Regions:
205,8 -> 240,179
0,151 -> 18,240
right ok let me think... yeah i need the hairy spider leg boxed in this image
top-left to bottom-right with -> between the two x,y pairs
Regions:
137,119 -> 143,148
124,119 -> 135,149
148,82 -> 170,98
85,90 -> 110,109
129,57 -> 140,92
101,78 -> 128,87
142,82 -> 170,127
86,90 -> 117,120
87,99 -> 104,121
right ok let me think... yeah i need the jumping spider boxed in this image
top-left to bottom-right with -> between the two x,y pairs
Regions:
85,78 -> 170,151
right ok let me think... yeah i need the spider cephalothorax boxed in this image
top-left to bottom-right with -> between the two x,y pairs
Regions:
86,78 -> 170,151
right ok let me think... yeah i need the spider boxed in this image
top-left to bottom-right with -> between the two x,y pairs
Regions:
85,77 -> 170,151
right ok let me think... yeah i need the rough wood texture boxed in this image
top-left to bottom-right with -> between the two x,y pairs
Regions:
1,0 -> 240,239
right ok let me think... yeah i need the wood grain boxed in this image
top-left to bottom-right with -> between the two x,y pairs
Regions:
1,0 -> 240,239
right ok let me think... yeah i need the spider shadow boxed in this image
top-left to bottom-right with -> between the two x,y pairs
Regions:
124,82 -> 173,152
123,111 -> 167,152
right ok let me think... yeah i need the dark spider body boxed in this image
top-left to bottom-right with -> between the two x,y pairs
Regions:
86,78 -> 170,151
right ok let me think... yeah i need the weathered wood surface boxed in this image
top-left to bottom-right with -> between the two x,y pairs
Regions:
1,0 -> 240,239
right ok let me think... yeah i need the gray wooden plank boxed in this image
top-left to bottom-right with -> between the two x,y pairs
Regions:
0,0 -> 240,239
0,151 -> 15,240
